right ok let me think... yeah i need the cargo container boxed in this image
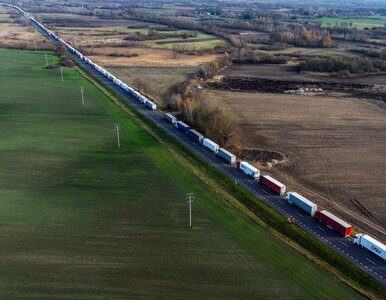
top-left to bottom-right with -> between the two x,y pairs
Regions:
237,161 -> 260,179
354,234 -> 386,261
315,210 -> 352,237
146,101 -> 156,110
176,121 -> 190,133
164,113 -> 176,125
202,138 -> 219,153
187,129 -> 204,143
218,148 -> 236,164
285,192 -> 317,216
261,175 -> 286,195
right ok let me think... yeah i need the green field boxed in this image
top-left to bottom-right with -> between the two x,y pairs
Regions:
152,32 -> 228,50
0,12 -> 10,21
306,15 -> 386,29
57,26 -> 227,50
0,48 -> 364,299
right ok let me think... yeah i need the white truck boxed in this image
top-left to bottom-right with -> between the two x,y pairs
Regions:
354,234 -> 386,261
202,138 -> 219,153
238,161 -> 260,179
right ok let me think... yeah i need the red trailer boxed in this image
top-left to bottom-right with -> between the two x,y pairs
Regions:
261,175 -> 286,195
315,210 -> 352,237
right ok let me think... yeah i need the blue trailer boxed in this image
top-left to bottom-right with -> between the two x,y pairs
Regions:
218,148 -> 236,164
176,121 -> 190,133
285,192 -> 317,216
187,129 -> 204,143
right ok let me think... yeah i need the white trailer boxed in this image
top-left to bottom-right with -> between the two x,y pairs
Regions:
146,101 -> 156,110
202,138 -> 219,153
164,113 -> 177,124
238,161 -> 260,179
354,234 -> 386,261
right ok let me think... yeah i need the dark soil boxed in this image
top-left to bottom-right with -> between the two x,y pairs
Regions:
237,148 -> 285,164
205,76 -> 386,102
206,76 -> 371,93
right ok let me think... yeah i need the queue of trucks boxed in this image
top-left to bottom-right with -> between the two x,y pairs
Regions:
4,2 -> 385,264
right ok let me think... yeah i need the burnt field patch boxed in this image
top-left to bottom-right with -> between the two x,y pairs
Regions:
205,76 -> 386,102
205,76 -> 383,95
237,148 -> 285,165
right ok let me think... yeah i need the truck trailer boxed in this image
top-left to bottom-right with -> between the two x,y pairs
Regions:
315,210 -> 352,237
187,129 -> 204,143
261,175 -> 286,195
145,101 -> 156,110
354,234 -> 386,261
202,138 -> 219,153
164,113 -> 176,125
176,121 -> 190,133
237,161 -> 260,179
218,148 -> 236,164
285,192 -> 317,216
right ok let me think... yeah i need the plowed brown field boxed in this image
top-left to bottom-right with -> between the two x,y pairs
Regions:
206,88 -> 386,240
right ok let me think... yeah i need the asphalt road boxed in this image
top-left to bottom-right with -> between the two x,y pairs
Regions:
6,3 -> 385,286
79,59 -> 386,285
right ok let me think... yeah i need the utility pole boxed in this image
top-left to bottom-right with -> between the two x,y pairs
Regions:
60,67 -> 64,83
44,53 -> 48,66
114,124 -> 121,148
33,40 -> 36,52
186,193 -> 194,228
80,87 -> 85,107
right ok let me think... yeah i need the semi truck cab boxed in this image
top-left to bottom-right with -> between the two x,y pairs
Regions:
353,234 -> 362,245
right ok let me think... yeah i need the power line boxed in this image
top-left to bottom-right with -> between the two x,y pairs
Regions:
114,124 -> 120,148
80,87 -> 85,107
60,67 -> 64,83
186,193 -> 194,228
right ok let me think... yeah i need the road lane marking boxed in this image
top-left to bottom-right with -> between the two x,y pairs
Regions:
365,258 -> 377,266
338,241 -> 349,248
317,226 -> 326,232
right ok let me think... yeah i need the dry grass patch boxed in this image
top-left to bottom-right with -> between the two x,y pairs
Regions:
88,47 -> 218,66
0,22 -> 52,50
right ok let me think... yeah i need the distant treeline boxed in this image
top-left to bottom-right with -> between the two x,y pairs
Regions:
270,31 -> 333,48
231,47 -> 288,64
299,56 -> 386,74
350,48 -> 386,60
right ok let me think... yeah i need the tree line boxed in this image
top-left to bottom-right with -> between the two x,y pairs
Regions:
299,56 -> 386,75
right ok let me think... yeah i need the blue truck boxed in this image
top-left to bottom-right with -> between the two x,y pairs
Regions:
187,129 -> 204,143
176,121 -> 190,133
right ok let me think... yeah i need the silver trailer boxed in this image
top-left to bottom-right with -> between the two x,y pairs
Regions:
164,113 -> 177,124
218,148 -> 236,164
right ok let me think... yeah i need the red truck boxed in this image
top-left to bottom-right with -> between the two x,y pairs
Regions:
261,175 -> 286,196
315,210 -> 352,237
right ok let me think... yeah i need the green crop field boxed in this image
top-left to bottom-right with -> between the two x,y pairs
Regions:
0,48 -> 364,299
306,15 -> 386,29
152,32 -> 228,50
